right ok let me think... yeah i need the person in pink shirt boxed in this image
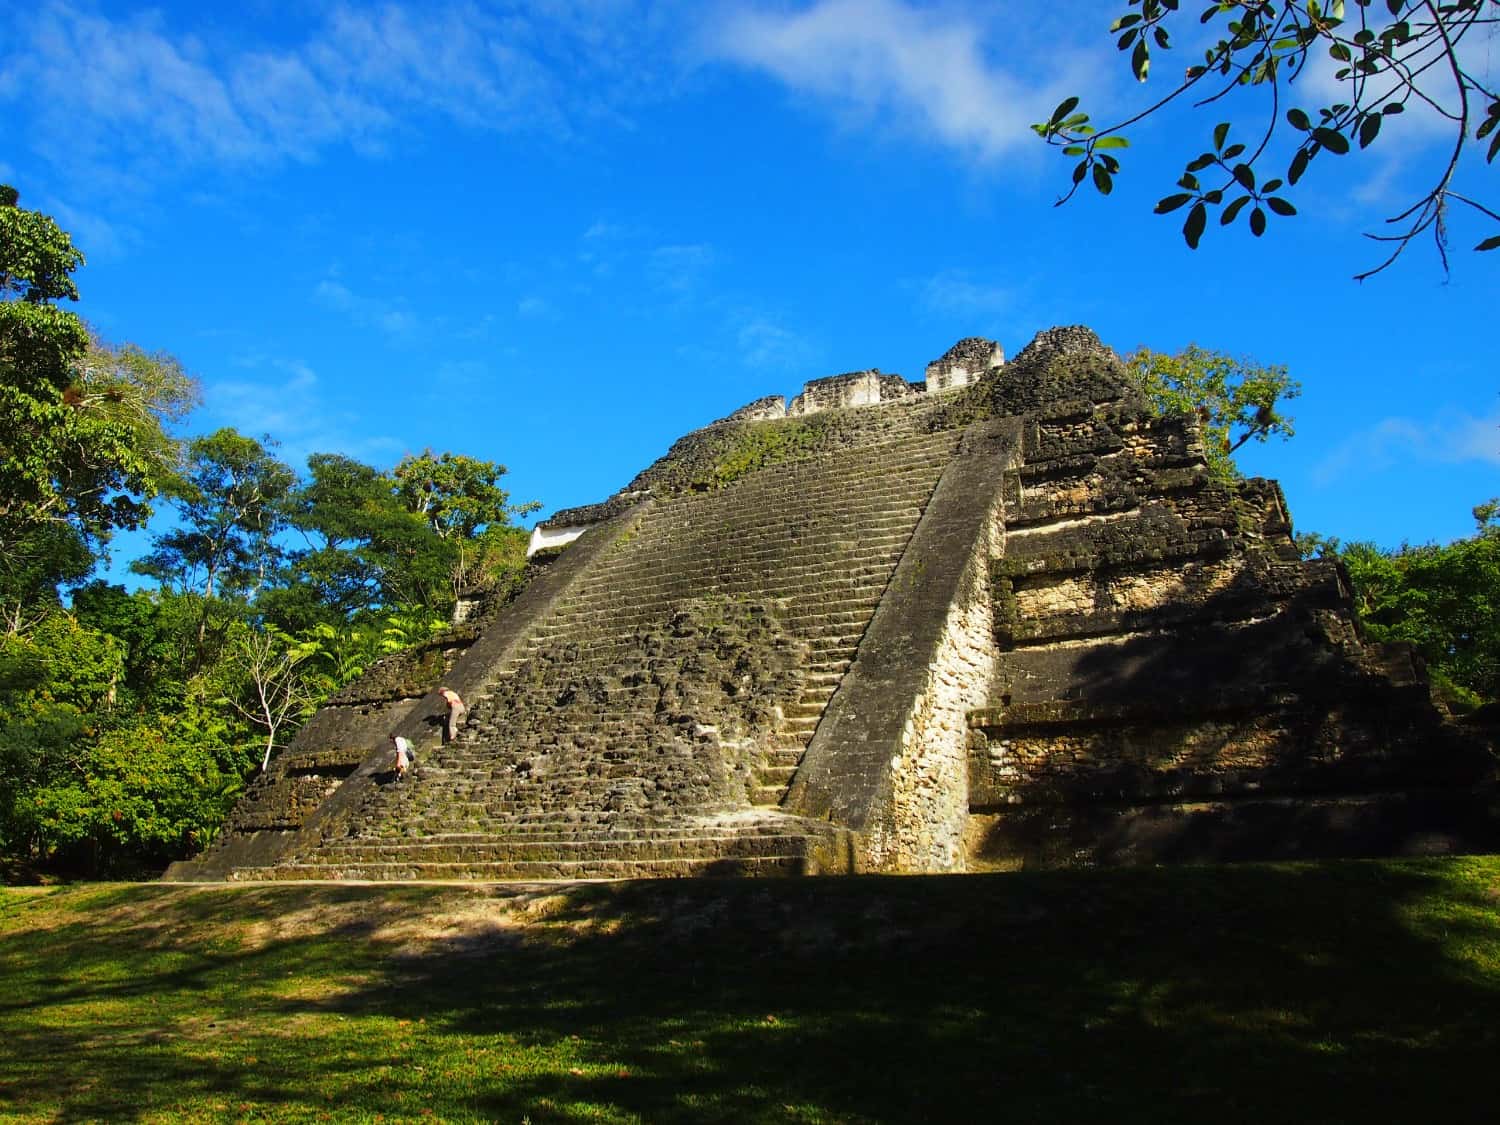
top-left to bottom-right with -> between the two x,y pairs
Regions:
438,687 -> 466,742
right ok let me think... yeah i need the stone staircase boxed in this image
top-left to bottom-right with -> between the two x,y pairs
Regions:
261,426 -> 960,880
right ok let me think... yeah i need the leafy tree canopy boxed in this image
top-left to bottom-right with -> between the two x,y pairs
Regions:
1126,344 -> 1300,478
271,450 -> 539,625
132,428 -> 295,602
1033,1 -> 1500,277
393,450 -> 542,540
1,187 -> 197,554
1299,499 -> 1500,706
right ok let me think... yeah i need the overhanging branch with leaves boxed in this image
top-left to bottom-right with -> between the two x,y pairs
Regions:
1033,0 -> 1500,278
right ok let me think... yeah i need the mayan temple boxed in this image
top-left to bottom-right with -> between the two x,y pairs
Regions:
167,327 -> 1497,881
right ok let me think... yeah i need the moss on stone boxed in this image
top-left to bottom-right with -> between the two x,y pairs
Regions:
705,416 -> 829,487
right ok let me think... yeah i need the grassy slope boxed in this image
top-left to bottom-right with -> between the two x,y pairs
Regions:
2,859 -> 1498,1124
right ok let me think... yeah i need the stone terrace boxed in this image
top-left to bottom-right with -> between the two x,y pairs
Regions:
967,393 -> 1494,865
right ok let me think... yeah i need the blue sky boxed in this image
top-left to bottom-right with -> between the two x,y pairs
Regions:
2,0 -> 1495,580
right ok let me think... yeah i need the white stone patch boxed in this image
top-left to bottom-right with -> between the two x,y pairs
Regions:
1004,508 -> 1139,539
527,524 -> 589,557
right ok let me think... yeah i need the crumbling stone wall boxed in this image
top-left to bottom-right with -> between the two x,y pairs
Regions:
458,597 -> 807,819
926,336 -> 1004,392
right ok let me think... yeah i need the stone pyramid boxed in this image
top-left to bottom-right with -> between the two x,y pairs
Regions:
167,327 -> 1497,881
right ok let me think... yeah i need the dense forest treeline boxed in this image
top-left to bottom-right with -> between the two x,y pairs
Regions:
1,187 -> 536,876
1,186 -> 1494,878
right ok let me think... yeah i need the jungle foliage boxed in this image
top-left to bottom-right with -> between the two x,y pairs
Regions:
0,187 -> 537,876
1126,343 -> 1301,480
1300,500 -> 1500,707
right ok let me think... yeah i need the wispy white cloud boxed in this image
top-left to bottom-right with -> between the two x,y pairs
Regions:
314,279 -> 421,341
582,220 -> 631,241
709,0 -> 1058,162
1313,408 -> 1500,485
917,270 -> 1014,316
431,358 -> 493,388
207,356 -> 402,469
0,1 -> 662,184
517,295 -> 557,320
44,198 -> 136,263
735,315 -> 816,372
11,7 -> 270,168
647,243 -> 716,297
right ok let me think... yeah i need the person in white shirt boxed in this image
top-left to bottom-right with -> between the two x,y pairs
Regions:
389,733 -> 414,779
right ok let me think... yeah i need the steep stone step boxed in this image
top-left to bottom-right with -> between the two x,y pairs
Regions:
533,589 -> 888,632
573,538 -> 915,588
581,567 -> 900,601
755,765 -> 798,786
642,488 -> 935,531
313,832 -> 827,865
760,749 -> 806,768
264,855 -> 813,880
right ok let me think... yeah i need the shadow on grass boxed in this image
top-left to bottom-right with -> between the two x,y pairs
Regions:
3,861 -> 1499,1123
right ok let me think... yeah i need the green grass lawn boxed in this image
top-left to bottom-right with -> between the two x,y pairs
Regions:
2,858 -> 1498,1123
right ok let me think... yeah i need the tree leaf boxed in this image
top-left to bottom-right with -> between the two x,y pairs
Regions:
1213,121 -> 1231,150
1286,107 -> 1311,131
1093,164 -> 1114,195
1049,97 -> 1080,125
1250,206 -> 1267,236
1266,196 -> 1297,216
1154,193 -> 1194,214
1288,148 -> 1311,185
1358,113 -> 1381,149
1221,195 -> 1252,225
1312,127 -> 1350,154
1132,37 -> 1150,80
1094,135 -> 1130,150
1233,163 -> 1256,190
1477,235 -> 1500,252
1183,201 -> 1207,249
